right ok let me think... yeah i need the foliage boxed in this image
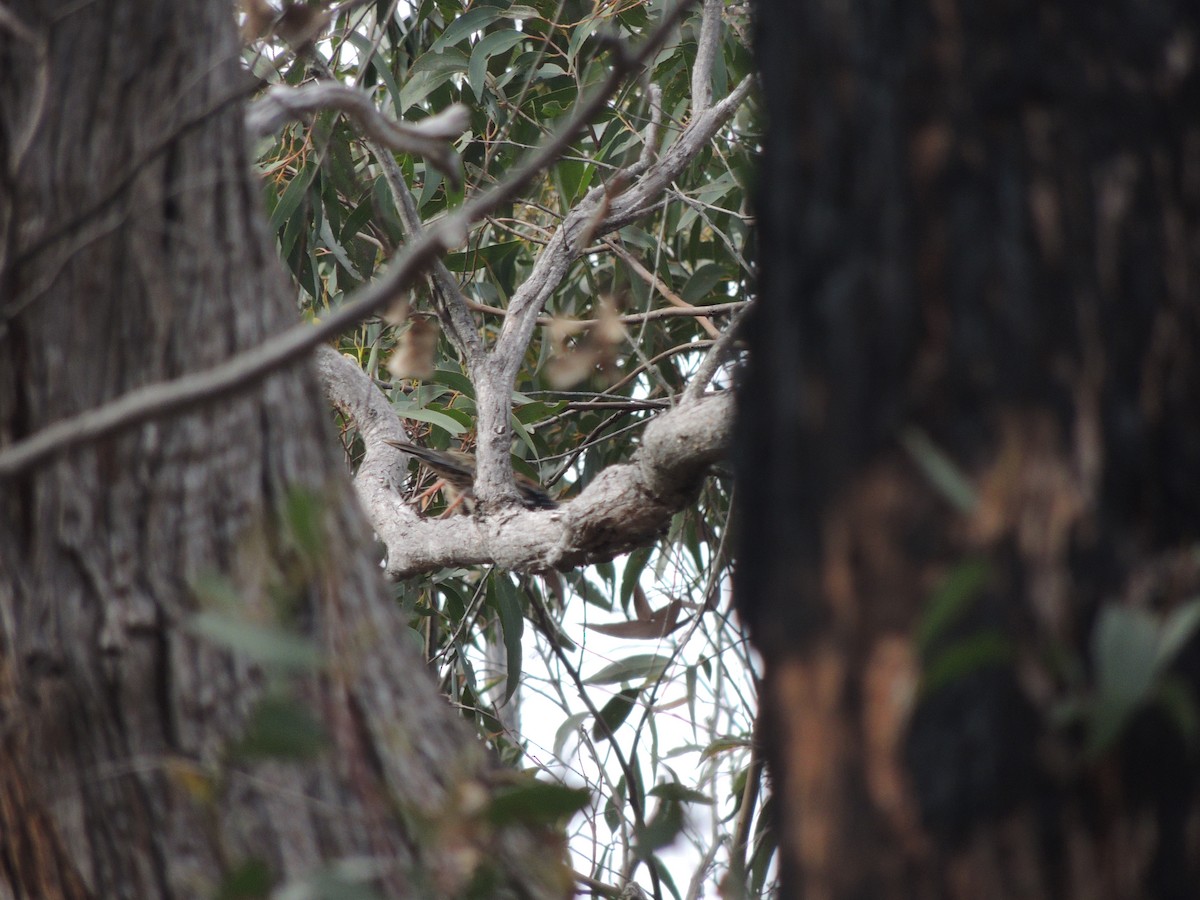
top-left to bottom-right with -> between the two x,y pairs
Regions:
247,0 -> 763,895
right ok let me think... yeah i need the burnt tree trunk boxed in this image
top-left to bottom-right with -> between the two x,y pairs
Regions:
0,2 -> 566,898
737,0 -> 1200,897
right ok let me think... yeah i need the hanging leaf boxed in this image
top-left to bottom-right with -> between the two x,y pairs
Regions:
592,688 -> 640,741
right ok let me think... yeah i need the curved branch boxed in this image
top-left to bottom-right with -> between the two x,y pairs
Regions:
247,83 -> 469,185
318,351 -> 732,578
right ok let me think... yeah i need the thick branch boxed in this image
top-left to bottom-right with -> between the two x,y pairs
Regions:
318,351 -> 732,577
315,345 -> 430,550
247,84 -> 469,185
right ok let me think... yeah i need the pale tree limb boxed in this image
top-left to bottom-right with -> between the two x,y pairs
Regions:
247,83 -> 470,185
472,73 -> 754,505
315,345 -> 428,549
691,0 -> 723,117
319,342 -> 733,578
0,4 -> 689,479
639,83 -> 663,167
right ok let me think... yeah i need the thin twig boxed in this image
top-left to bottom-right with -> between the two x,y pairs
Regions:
604,238 -> 721,338
465,298 -> 746,328
682,301 -> 752,401
526,592 -> 655,897
246,84 -> 469,184
730,698 -> 765,885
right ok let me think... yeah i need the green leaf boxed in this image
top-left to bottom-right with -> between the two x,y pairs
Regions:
443,239 -> 524,273
282,488 -> 326,562
553,711 -> 590,759
429,368 -> 476,399
430,6 -> 503,53
417,168 -> 443,210
635,796 -> 684,857
513,400 -> 568,424
681,262 -> 728,304
487,781 -> 591,826
620,546 -> 652,611
509,411 -> 538,456
390,399 -> 471,434
343,31 -> 402,115
468,30 -> 527,102
915,558 -> 991,654
1157,675 -> 1200,746
555,158 -> 594,206
900,426 -> 978,513
319,217 -> 364,283
586,654 -> 671,686
491,575 -> 524,704
187,613 -> 322,672
592,688 -> 639,741
269,161 -> 317,234
566,16 -> 602,68
339,195 -> 375,246
1157,599 -> 1200,672
921,632 -> 1012,696
1089,605 -> 1161,754
217,859 -> 274,900
699,736 -> 749,761
399,47 -> 469,112
649,782 -> 712,805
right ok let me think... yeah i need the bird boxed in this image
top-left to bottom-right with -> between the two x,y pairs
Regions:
383,439 -> 556,512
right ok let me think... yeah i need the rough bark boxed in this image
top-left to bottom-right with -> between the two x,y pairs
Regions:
0,2 -> 568,897
737,0 -> 1200,898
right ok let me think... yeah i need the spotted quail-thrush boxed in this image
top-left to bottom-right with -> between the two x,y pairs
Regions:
384,439 -> 556,511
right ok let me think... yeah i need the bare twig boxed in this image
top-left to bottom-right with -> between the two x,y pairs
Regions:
246,83 -> 469,185
604,238 -> 721,338
682,301 -> 752,401
730,701 -> 765,885
465,298 -> 747,328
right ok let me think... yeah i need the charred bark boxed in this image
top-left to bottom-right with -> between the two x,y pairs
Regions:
737,0 -> 1200,897
0,2 -> 567,897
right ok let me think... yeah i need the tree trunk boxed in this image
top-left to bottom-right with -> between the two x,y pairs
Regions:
0,2 -> 566,897
737,0 -> 1200,897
